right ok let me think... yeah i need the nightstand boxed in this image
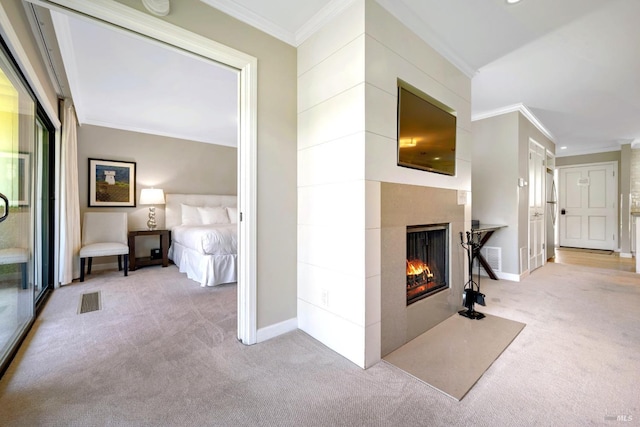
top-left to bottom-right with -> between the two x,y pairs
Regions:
128,229 -> 170,271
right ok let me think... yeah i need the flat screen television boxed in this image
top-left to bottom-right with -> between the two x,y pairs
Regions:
397,81 -> 457,176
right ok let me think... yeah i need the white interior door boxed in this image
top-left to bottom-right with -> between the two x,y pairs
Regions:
529,141 -> 545,272
558,162 -> 617,250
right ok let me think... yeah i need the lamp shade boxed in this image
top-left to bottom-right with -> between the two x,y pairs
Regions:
139,188 -> 165,205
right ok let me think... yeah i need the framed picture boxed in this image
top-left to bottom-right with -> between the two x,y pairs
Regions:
88,158 -> 136,207
0,152 -> 30,206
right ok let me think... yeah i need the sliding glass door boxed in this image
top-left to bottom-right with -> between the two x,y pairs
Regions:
0,45 -> 36,369
34,116 -> 54,305
0,37 -> 54,374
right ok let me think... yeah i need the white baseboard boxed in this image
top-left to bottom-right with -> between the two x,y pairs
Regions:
479,270 -> 522,282
620,252 -> 633,259
256,317 -> 298,343
496,271 -> 523,282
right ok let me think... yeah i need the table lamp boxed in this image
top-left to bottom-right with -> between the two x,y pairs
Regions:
139,188 -> 165,230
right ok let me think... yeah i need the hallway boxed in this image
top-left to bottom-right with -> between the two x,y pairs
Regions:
550,247 -> 636,273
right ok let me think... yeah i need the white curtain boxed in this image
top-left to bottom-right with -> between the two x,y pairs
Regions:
58,99 -> 81,285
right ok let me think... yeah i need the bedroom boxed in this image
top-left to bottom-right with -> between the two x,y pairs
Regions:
62,11 -> 242,291
0,0 -> 299,359
47,16 -> 272,364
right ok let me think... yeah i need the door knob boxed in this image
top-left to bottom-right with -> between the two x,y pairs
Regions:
0,193 -> 8,223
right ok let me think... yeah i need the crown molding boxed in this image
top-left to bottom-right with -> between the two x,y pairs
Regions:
632,139 -> 640,149
555,143 -> 622,158
82,118 -> 236,147
200,0 -> 296,45
294,0 -> 358,46
472,103 -> 555,143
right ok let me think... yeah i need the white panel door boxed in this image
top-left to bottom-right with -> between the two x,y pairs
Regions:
529,141 -> 545,272
558,163 -> 617,250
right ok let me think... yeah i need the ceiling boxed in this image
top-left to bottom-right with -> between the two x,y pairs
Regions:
33,0 -> 640,156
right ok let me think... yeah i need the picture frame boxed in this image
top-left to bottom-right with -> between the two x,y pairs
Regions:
88,158 -> 136,207
0,152 -> 30,206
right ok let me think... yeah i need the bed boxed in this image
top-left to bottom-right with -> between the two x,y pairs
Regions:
166,194 -> 238,287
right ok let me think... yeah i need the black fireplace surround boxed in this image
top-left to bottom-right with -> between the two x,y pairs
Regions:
406,224 -> 449,305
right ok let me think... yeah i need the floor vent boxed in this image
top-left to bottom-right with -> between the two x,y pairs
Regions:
78,291 -> 101,314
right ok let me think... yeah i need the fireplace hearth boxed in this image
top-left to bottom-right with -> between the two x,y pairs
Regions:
406,224 -> 449,305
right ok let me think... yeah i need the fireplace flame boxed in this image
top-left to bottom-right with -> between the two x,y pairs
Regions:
406,259 -> 434,278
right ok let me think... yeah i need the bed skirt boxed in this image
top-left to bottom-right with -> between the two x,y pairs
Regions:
169,241 -> 236,287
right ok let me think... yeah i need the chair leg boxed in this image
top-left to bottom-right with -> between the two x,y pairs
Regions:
87,257 -> 93,275
80,258 -> 85,282
123,254 -> 128,277
118,255 -> 122,271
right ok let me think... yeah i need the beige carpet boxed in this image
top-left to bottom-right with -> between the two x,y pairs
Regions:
384,313 -> 525,401
1,263 -> 639,426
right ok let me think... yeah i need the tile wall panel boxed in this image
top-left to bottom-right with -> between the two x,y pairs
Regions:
298,0 -> 365,77
298,35 -> 365,113
298,133 -> 365,187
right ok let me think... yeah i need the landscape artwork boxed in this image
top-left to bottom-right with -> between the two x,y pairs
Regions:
88,158 -> 136,207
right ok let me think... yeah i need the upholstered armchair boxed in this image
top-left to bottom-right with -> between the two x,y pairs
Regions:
79,212 -> 129,282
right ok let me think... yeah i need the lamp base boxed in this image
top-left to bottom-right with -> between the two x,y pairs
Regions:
147,206 -> 157,231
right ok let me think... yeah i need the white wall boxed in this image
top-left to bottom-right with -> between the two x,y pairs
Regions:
298,0 -> 471,368
298,0 -> 368,367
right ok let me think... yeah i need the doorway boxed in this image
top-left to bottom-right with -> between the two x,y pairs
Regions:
28,0 -> 258,344
558,162 -> 617,251
528,139 -> 546,272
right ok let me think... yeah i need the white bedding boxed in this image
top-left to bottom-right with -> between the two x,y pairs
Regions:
165,194 -> 238,287
171,224 -> 237,255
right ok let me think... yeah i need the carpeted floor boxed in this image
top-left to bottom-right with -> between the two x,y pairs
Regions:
0,262 -> 638,426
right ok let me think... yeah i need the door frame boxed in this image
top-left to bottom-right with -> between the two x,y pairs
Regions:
528,139 -> 546,272
557,161 -> 618,251
26,0 -> 258,344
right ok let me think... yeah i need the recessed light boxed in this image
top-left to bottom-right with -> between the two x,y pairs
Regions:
560,146 -> 567,150
507,0 -> 522,4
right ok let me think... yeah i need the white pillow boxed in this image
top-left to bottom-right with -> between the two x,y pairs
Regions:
181,204 -> 202,225
198,206 -> 230,224
226,207 -> 238,224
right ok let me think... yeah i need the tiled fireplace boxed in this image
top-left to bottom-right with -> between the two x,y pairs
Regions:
381,182 -> 467,356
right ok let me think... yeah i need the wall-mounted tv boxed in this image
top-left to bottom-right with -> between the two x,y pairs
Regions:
397,81 -> 457,176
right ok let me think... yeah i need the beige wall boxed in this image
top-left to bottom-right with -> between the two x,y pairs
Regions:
115,0 -> 298,330
555,151 -> 621,168
76,124 -> 237,257
472,111 -> 554,278
472,113 -> 520,275
632,147 -> 640,207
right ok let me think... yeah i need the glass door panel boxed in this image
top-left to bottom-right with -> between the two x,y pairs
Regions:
0,49 -> 35,368
34,117 -> 51,303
